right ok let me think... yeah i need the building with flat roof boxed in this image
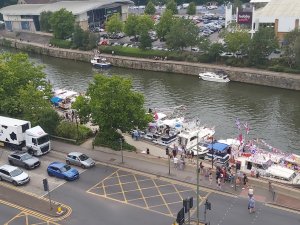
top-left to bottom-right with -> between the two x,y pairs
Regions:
0,0 -> 132,32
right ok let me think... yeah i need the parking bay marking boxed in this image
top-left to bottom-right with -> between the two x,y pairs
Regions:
87,169 -> 208,217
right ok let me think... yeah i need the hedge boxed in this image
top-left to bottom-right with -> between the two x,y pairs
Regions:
50,38 -> 72,49
55,121 -> 93,142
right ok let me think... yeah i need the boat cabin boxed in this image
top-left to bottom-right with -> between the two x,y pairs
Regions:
205,142 -> 231,165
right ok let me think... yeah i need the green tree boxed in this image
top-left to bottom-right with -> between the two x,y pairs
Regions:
105,13 -> 124,34
224,29 -> 251,54
166,0 -> 178,15
156,9 -> 174,41
282,29 -> 300,68
35,108 -> 60,135
87,74 -> 151,132
72,24 -> 85,48
40,11 -> 53,32
137,15 -> 154,35
207,43 -> 224,62
50,8 -> 75,39
187,2 -> 196,15
72,95 -> 91,124
124,14 -> 139,38
295,36 -> 300,68
145,0 -> 156,15
248,27 -> 278,65
0,53 -> 52,118
166,18 -> 199,50
139,31 -> 152,49
197,36 -> 211,53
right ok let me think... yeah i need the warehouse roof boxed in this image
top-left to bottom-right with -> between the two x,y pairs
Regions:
0,0 -> 132,16
255,0 -> 300,17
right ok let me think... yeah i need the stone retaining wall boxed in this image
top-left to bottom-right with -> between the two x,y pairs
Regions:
1,37 -> 300,90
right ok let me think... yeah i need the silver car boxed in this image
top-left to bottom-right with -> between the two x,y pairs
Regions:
8,151 -> 40,170
66,152 -> 95,169
0,164 -> 30,186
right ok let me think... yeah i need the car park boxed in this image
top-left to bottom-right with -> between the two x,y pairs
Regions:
0,164 -> 30,186
8,151 -> 40,170
66,152 -> 95,168
47,162 -> 79,181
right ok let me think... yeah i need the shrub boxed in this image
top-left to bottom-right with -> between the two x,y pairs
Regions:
55,121 -> 93,142
50,38 -> 72,49
93,129 -> 136,151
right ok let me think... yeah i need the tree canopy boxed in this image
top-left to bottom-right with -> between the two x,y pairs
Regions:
166,0 -> 178,15
166,18 -> 199,50
49,8 -> 75,39
144,0 -> 156,15
187,2 -> 196,15
0,53 -> 53,122
40,11 -> 53,32
224,29 -> 251,54
124,14 -> 139,38
105,13 -> 124,34
137,15 -> 154,35
156,9 -> 174,41
282,29 -> 300,68
87,74 -> 151,133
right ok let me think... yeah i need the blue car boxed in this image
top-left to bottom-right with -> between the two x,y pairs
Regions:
47,162 -> 79,181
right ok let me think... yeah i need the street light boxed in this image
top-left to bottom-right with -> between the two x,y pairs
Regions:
119,137 -> 124,164
211,136 -> 214,169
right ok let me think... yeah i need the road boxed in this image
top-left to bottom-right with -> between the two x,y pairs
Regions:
0,148 -> 300,225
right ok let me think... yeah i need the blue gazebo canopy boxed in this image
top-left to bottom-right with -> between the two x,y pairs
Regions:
50,96 -> 62,106
207,142 -> 229,152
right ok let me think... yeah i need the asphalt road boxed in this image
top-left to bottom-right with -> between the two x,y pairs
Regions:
1,148 -> 300,225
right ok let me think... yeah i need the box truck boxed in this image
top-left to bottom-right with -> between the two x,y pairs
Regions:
0,116 -> 51,156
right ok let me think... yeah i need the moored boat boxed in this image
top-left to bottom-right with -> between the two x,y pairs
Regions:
91,56 -> 112,68
199,71 -> 230,83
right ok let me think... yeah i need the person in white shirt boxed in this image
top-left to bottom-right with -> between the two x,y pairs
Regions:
174,157 -> 178,169
248,186 -> 254,198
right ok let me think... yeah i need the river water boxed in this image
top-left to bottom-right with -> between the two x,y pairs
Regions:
2,48 -> 300,154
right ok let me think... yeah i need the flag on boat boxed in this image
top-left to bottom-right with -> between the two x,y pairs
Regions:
244,122 -> 250,134
154,112 -> 158,120
235,118 -> 241,130
238,134 -> 243,143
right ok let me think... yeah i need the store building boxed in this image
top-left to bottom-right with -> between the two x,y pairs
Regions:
0,0 -> 132,32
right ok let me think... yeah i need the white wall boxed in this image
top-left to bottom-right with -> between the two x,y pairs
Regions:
278,17 -> 298,32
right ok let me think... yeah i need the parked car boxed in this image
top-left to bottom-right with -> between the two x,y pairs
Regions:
66,152 -> 95,169
220,52 -> 235,57
0,164 -> 30,186
8,151 -> 40,170
47,162 -> 79,181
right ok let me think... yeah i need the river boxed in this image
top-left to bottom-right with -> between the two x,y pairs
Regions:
2,48 -> 300,154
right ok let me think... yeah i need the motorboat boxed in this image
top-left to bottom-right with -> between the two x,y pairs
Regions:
199,71 -> 230,83
91,56 -> 112,68
51,89 -> 79,110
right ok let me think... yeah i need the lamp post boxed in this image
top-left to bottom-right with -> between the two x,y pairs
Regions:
119,137 -> 124,164
196,132 -> 200,225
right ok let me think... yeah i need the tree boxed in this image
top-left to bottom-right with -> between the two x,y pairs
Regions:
197,36 -> 211,53
72,95 -> 91,124
166,0 -> 178,15
124,14 -> 139,38
0,53 -> 52,119
282,29 -> 300,68
187,2 -> 196,15
35,108 -> 60,135
248,27 -> 278,65
50,8 -> 75,39
105,13 -> 124,34
40,11 -> 53,32
224,29 -> 251,54
137,15 -> 154,35
207,43 -> 224,62
87,74 -> 151,133
72,24 -> 85,48
156,9 -> 174,41
145,0 -> 156,15
295,36 -> 300,68
166,18 -> 199,50
139,31 -> 152,49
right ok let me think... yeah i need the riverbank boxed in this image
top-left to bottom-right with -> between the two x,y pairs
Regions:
0,32 -> 299,90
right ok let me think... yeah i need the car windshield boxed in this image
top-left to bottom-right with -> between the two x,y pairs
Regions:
21,153 -> 32,161
61,165 -> 71,172
37,135 -> 50,145
79,154 -> 89,161
10,168 -> 23,177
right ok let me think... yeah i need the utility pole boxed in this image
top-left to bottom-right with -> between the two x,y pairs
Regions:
120,138 -> 123,164
211,136 -> 214,169
196,133 -> 200,225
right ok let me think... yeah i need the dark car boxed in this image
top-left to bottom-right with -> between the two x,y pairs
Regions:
47,162 -> 79,181
8,151 -> 40,170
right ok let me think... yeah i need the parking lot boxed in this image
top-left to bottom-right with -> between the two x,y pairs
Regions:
0,148 -> 85,197
87,168 -> 209,217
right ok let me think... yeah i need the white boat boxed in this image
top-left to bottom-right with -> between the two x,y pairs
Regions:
51,89 -> 79,110
199,71 -> 230,83
91,56 -> 112,69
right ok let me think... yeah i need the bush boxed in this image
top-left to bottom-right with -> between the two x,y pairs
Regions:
93,129 -> 136,151
50,38 -> 72,49
55,121 -> 93,142
268,65 -> 300,74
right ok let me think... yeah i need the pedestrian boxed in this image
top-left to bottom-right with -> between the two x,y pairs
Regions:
191,150 -> 195,164
146,148 -> 150,155
174,157 -> 178,169
200,161 -> 204,174
248,197 -> 255,213
248,186 -> 254,198
209,172 -> 213,185
65,112 -> 69,120
172,148 -> 177,158
217,177 -> 222,190
243,173 -> 248,189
